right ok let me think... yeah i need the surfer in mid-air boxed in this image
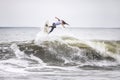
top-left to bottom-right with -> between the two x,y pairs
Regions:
47,17 -> 69,34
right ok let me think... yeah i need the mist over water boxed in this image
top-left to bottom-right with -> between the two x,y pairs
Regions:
0,27 -> 120,80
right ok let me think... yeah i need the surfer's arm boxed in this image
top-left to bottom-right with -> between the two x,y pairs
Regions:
55,17 -> 60,21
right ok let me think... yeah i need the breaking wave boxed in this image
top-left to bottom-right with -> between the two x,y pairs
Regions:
0,30 -> 120,72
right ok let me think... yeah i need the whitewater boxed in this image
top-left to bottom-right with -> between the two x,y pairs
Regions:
0,27 -> 120,80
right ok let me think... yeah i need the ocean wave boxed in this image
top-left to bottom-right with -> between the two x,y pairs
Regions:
0,35 -> 119,69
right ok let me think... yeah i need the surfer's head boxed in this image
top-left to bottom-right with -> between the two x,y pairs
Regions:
62,20 -> 69,25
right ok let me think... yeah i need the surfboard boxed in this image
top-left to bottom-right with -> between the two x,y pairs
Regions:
44,21 -> 50,34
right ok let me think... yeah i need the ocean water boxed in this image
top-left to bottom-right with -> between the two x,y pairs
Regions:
0,27 -> 120,80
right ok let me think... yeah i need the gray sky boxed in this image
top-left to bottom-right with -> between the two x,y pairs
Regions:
0,0 -> 120,28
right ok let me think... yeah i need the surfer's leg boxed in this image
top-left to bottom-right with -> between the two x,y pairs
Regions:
48,23 -> 56,34
49,27 -> 55,34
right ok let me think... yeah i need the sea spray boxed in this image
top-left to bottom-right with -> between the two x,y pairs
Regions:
34,31 -> 49,45
34,26 -> 75,45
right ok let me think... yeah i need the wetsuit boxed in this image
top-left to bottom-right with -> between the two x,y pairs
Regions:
49,21 -> 62,33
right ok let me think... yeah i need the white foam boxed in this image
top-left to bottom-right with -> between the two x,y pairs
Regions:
34,31 -> 49,44
10,43 -> 29,59
80,60 -> 119,67
85,41 -> 120,62
10,43 -> 46,68
30,54 -> 46,66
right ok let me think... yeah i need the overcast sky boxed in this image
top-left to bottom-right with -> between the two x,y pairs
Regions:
0,0 -> 120,28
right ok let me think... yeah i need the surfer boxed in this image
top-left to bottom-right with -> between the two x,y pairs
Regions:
48,17 -> 69,34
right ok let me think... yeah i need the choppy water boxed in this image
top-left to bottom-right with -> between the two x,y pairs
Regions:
0,27 -> 120,80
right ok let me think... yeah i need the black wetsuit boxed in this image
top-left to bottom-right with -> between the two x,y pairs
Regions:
49,23 -> 56,34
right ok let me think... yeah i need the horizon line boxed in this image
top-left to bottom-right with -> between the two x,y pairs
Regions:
0,26 -> 120,28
